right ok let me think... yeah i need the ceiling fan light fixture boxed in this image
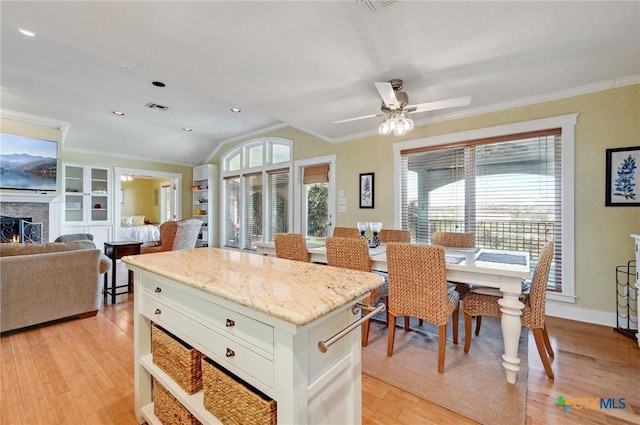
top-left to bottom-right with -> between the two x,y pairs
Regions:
378,110 -> 413,136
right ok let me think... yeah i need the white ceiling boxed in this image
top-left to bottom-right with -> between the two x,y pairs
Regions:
1,1 -> 638,166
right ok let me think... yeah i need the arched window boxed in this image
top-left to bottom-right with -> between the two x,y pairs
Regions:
221,138 -> 292,250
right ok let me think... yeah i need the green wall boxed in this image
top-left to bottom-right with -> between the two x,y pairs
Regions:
3,84 -> 639,317
211,84 -> 640,317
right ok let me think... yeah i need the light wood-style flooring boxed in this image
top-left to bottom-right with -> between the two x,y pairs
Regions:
2,274 -> 639,424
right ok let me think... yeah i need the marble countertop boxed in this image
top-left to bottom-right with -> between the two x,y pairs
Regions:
123,248 -> 384,326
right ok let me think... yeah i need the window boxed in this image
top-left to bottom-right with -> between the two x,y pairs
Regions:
395,115 -> 577,302
221,139 -> 292,250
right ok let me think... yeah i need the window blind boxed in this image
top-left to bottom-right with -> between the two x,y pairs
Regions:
223,176 -> 240,248
303,165 -> 329,184
401,129 -> 562,291
266,168 -> 290,240
243,173 -> 263,250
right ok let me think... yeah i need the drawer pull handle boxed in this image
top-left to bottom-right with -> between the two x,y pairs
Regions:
318,303 -> 386,353
225,319 -> 235,327
154,308 -> 161,315
225,348 -> 235,358
154,287 -> 162,293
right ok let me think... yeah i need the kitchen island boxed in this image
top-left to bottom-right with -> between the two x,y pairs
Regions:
124,248 -> 384,425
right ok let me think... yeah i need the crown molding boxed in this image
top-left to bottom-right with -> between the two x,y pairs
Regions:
0,108 -> 70,144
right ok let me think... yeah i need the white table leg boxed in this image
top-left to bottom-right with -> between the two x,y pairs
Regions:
498,292 -> 524,384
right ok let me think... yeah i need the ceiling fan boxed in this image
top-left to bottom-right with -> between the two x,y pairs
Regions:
333,79 -> 471,135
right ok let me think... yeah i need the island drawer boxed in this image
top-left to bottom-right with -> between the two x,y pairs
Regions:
142,294 -> 275,390
142,276 -> 274,355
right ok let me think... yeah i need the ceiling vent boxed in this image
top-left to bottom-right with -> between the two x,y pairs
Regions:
145,102 -> 169,111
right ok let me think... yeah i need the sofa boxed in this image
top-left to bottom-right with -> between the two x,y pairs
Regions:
0,240 -> 111,333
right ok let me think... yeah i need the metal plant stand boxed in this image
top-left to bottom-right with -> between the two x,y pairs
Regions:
615,260 -> 637,340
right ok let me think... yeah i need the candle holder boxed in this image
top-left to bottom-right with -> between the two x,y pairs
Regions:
369,222 -> 382,248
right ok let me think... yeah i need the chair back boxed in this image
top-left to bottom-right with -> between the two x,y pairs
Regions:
524,242 -> 554,329
157,221 -> 179,251
326,237 -> 371,272
332,227 -> 360,238
432,231 -> 475,248
274,233 -> 310,262
386,243 -> 451,325
173,219 -> 203,250
378,229 -> 411,243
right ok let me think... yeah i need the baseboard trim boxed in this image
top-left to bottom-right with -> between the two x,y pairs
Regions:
546,302 -> 619,327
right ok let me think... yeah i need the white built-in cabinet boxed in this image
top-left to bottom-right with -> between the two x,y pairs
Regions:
61,163 -> 113,249
192,164 -> 217,247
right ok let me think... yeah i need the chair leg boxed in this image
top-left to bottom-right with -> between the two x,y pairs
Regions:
452,309 -> 459,345
384,295 -> 390,328
464,312 -> 472,353
403,316 -> 410,332
542,324 -> 554,357
533,328 -> 555,378
387,314 -> 397,356
362,319 -> 371,347
438,324 -> 446,373
474,315 -> 482,336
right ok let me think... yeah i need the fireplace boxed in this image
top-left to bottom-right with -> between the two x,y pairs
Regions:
0,216 -> 43,243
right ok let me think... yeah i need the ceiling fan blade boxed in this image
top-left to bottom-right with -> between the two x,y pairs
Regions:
374,81 -> 400,109
407,96 -> 472,114
333,112 -> 383,124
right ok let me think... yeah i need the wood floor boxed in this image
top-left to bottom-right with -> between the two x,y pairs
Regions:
2,280 -> 639,424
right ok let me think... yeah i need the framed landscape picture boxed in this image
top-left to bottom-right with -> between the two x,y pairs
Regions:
359,172 -> 374,208
605,146 -> 639,206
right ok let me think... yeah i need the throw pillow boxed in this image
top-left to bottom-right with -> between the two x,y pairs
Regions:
132,215 -> 145,226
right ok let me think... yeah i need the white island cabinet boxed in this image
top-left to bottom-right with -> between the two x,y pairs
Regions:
632,234 -> 640,347
124,248 -> 384,425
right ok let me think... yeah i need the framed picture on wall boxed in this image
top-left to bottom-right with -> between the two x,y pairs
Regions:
605,146 -> 639,206
359,172 -> 374,209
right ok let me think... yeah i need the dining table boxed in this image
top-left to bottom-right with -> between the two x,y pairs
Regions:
255,241 -> 531,384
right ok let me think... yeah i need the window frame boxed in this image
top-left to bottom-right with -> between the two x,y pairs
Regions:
392,114 -> 578,303
220,138 -> 293,250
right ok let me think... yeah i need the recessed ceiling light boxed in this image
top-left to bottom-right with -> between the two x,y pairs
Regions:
183,127 -> 193,132
120,64 -> 133,71
19,28 -> 35,37
113,111 -> 125,116
231,108 -> 241,113
152,81 -> 166,88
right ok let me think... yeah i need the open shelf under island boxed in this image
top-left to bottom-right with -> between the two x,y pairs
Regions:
124,248 -> 384,424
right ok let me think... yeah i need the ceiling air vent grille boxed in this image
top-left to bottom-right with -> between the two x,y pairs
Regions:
145,102 -> 169,111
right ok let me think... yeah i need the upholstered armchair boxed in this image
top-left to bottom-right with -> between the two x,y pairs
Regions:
140,219 -> 202,254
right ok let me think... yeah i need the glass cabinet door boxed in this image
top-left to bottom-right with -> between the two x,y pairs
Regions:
64,165 -> 85,223
90,167 -> 109,223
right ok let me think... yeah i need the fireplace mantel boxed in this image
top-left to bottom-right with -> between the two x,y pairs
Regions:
0,192 -> 61,203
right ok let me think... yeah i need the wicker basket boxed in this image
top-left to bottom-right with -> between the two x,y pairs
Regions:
202,357 -> 277,425
152,323 -> 203,395
152,377 -> 202,425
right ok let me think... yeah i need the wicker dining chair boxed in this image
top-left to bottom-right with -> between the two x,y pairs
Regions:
325,237 -> 388,347
386,243 -> 460,373
432,231 -> 476,299
140,221 -> 179,254
274,233 -> 311,262
332,227 -> 361,238
378,229 -> 411,243
463,241 -> 555,378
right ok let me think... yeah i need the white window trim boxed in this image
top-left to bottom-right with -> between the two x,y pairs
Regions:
393,113 -> 578,303
293,154 -> 337,235
220,138 -> 293,249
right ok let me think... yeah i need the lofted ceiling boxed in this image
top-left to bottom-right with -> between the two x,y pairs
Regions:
1,1 -> 638,166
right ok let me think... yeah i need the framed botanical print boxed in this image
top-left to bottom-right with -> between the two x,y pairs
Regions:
359,172 -> 374,209
605,146 -> 639,206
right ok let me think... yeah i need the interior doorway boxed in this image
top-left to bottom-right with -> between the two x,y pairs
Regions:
113,167 -> 183,242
